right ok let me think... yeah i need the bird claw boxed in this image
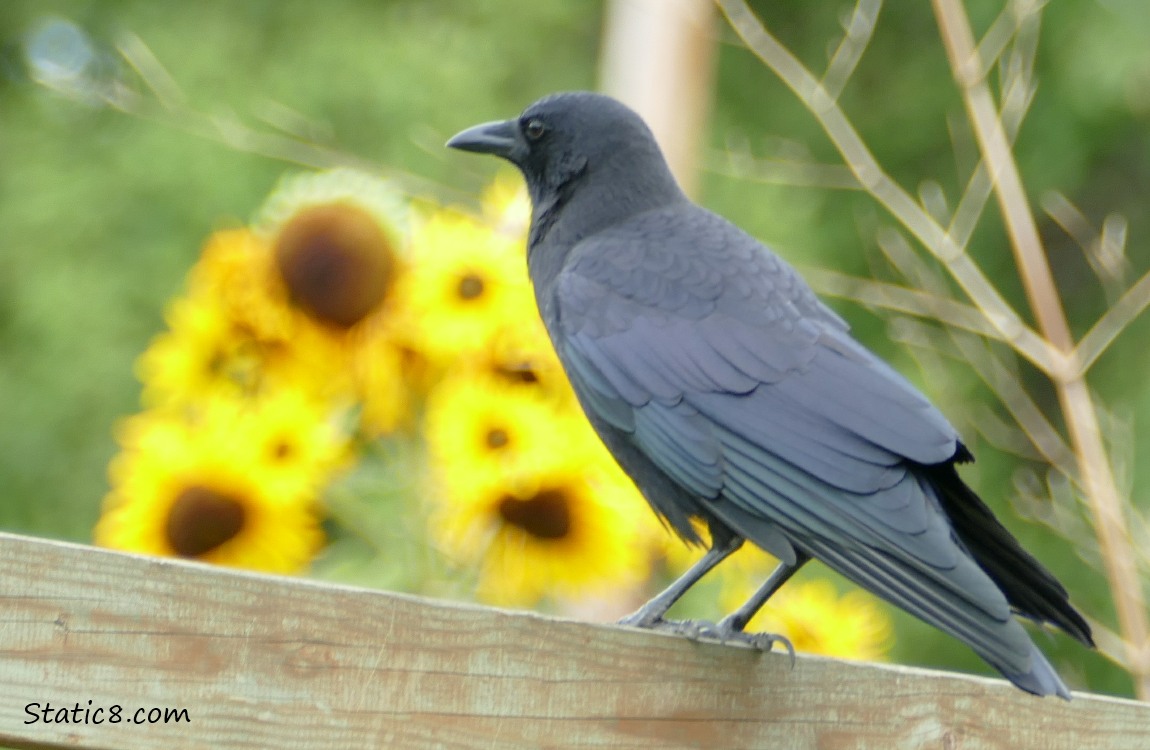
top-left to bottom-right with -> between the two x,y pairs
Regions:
744,631 -> 797,668
650,618 -> 723,641
620,615 -> 795,664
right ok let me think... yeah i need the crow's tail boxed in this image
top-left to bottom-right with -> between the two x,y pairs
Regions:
926,462 -> 1094,648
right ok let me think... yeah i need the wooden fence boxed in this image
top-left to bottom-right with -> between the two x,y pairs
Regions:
1,531 -> 1146,749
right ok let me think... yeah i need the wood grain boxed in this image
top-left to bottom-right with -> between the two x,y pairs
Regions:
0,532 -> 1145,749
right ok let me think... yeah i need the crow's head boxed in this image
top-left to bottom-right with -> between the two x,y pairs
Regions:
447,92 -> 681,231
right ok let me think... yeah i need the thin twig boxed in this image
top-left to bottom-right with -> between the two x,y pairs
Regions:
1043,194 -> 1142,368
102,36 -> 468,204
822,0 -> 882,100
803,267 -> 1001,339
1067,269 -> 1150,377
949,53 -> 1036,249
889,319 -> 1077,476
933,0 -> 1069,349
707,149 -> 862,190
968,403 -> 1045,462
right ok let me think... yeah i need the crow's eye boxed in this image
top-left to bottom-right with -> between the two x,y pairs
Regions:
523,118 -> 547,141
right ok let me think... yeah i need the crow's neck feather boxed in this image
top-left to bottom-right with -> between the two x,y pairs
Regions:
526,153 -> 683,298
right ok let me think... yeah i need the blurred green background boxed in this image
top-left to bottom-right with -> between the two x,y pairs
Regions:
1,0 -> 1147,697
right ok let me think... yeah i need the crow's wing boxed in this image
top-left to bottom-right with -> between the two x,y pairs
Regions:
556,206 -> 958,492
554,207 -> 1065,693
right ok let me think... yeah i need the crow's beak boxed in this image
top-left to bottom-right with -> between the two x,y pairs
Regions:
446,118 -> 523,161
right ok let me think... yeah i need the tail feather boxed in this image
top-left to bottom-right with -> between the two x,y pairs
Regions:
988,641 -> 1072,700
927,462 -> 1094,648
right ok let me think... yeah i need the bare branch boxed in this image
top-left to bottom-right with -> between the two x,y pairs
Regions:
968,403 -> 1045,461
803,267 -> 1002,339
918,180 -> 951,227
1042,192 -> 1131,296
98,35 -> 467,203
1098,213 -> 1131,286
1074,267 -> 1150,377
933,0 -> 1071,352
822,0 -> 883,100
707,148 -> 862,190
972,0 -> 1046,84
949,51 -> 1036,250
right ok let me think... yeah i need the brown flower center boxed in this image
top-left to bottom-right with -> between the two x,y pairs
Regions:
498,488 -> 571,540
494,360 -> 541,384
271,439 -> 294,461
485,427 -> 509,449
273,202 -> 397,329
457,272 -> 485,300
165,485 -> 247,557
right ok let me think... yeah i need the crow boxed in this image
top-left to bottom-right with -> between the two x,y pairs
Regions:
447,91 -> 1093,698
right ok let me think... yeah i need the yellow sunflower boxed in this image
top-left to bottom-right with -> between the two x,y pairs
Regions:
97,406 -> 328,573
254,170 -> 418,432
202,389 -> 353,495
253,168 -> 410,333
479,318 -> 576,404
430,452 -> 653,607
424,370 -> 567,487
395,208 -> 532,365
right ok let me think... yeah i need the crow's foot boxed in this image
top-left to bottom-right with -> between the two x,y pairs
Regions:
619,614 -> 795,663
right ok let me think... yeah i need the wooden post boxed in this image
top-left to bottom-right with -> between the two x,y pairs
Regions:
598,0 -> 717,198
0,531 -> 1147,749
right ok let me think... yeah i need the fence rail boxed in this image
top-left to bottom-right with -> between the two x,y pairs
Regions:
0,531 -> 1146,749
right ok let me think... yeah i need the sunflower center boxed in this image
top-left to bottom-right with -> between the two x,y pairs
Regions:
271,439 -> 294,460
495,361 -> 540,384
498,488 -> 571,540
273,202 -> 397,329
165,485 -> 247,558
457,272 -> 485,300
485,427 -> 509,449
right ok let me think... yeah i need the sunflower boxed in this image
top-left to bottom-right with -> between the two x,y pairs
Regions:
197,389 -> 353,496
479,319 -> 575,403
424,370 -> 566,487
430,450 -> 653,607
254,168 -> 410,333
395,208 -> 532,365
97,406 -> 328,573
184,221 -> 419,432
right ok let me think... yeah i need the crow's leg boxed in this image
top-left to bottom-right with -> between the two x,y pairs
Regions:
709,552 -> 812,660
719,551 -> 811,633
618,535 -> 743,629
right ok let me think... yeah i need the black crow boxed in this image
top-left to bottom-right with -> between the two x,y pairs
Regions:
447,91 -> 1093,698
